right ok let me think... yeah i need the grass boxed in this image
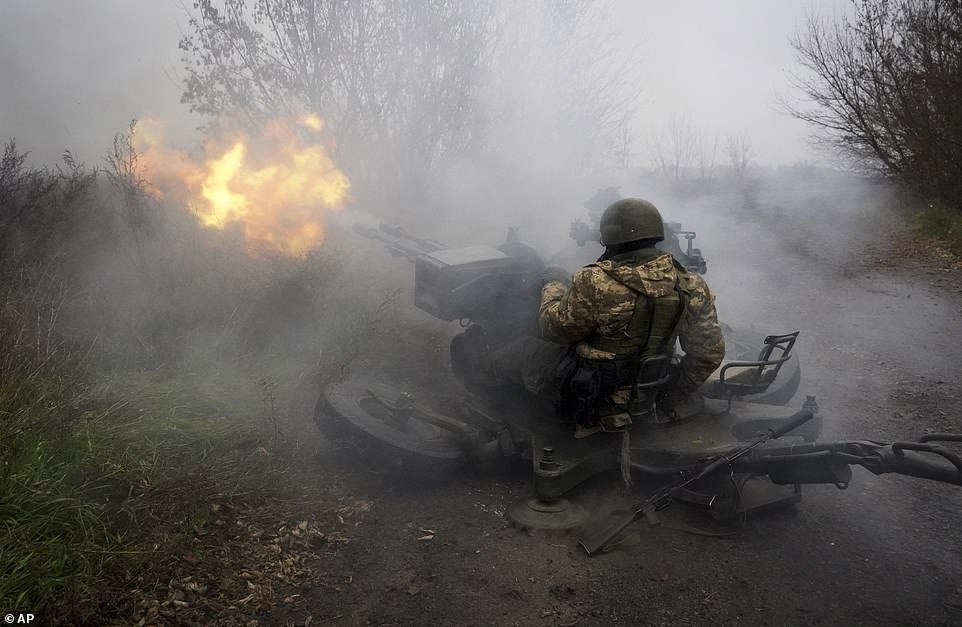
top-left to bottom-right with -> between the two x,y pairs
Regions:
0,139 -> 336,623
0,353 -> 269,623
911,204 -> 962,254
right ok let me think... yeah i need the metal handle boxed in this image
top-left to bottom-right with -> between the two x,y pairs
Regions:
769,409 -> 814,439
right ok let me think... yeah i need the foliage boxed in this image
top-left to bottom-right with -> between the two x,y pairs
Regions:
787,0 -> 962,209
0,140 -> 98,265
179,0 -> 639,214
0,266 -> 262,622
0,130 -> 350,622
0,374 -> 264,621
912,204 -> 962,253
104,119 -> 155,241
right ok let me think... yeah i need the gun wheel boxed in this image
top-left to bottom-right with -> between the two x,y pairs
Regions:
315,380 -> 469,476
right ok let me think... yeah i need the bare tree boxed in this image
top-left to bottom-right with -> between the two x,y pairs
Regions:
0,141 -> 96,265
784,0 -> 962,208
648,114 -> 698,183
105,120 -> 154,241
180,0 -> 639,216
609,105 -> 635,175
725,131 -> 754,180
695,130 -> 719,181
181,1 -> 495,212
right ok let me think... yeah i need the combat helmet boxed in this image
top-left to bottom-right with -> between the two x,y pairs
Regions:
598,198 -> 665,246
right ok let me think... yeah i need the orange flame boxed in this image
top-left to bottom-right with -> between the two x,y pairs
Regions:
135,115 -> 350,256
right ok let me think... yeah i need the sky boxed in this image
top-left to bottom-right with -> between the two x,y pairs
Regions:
0,0 -> 847,169
621,0 -> 845,166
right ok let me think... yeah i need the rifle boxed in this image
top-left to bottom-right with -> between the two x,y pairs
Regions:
579,407 -> 816,556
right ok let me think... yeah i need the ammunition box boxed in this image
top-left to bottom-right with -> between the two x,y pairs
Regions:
414,245 -> 521,321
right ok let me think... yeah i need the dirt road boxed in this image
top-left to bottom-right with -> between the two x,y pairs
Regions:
269,192 -> 962,627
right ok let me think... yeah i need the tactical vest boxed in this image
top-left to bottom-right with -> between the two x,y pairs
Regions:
585,255 -> 691,362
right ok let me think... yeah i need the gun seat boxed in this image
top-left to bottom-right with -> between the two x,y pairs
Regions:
713,332 -> 799,400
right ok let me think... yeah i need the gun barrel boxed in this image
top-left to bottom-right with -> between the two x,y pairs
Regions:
353,222 -> 445,261
378,223 -> 445,252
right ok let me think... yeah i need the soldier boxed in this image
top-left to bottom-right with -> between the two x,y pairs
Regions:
466,198 -> 725,437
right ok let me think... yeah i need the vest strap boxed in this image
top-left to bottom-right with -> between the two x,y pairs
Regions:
587,261 -> 690,358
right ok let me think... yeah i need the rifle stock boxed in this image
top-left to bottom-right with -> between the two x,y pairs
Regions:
580,509 -> 645,555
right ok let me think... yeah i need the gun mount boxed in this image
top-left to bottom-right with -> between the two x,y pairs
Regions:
323,218 -> 961,547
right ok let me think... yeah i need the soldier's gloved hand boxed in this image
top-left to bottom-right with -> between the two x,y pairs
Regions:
541,265 -> 571,287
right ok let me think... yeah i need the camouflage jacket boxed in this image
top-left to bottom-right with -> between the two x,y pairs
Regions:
540,251 -> 725,395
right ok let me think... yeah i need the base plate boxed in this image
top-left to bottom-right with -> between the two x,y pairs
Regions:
507,497 -> 588,532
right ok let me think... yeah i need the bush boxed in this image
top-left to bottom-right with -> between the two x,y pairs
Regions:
787,1 -> 962,209
0,135 -> 334,622
912,204 -> 962,255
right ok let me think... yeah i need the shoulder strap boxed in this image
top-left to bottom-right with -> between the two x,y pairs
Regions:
589,274 -> 689,357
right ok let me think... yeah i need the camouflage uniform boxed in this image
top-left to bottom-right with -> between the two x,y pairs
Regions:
480,248 -> 725,419
540,250 -> 725,401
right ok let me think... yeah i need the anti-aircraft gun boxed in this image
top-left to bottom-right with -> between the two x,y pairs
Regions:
355,220 -> 797,404
320,220 -> 962,548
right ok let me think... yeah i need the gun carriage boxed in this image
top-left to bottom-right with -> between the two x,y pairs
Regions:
318,221 -> 962,554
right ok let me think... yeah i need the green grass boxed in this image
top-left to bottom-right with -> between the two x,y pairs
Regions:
0,146 -> 320,623
0,358 -> 106,618
912,204 -> 962,254
0,361 -> 266,622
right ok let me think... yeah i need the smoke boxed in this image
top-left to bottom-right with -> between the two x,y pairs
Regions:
0,1 -> 199,167
1,1 -> 952,451
6,5 -> 962,625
